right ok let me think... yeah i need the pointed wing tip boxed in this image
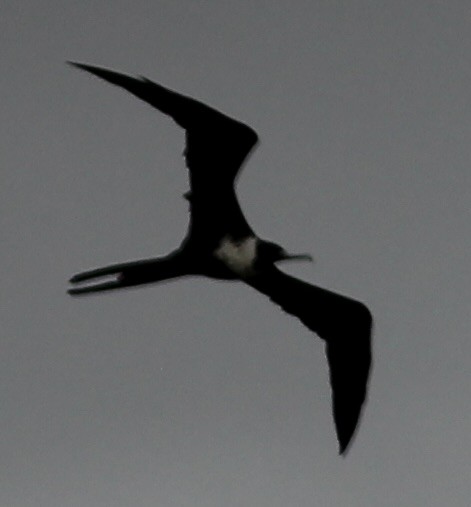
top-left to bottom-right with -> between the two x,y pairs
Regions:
66,61 -> 89,71
335,424 -> 358,456
338,436 -> 352,457
329,300 -> 373,455
66,61 -> 126,80
334,395 -> 370,456
67,61 -> 110,78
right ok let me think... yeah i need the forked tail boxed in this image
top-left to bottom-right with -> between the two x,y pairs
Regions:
68,252 -> 188,295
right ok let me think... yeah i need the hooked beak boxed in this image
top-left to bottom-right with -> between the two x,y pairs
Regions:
279,252 -> 314,263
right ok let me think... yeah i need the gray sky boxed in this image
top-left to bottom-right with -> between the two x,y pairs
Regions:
1,1 -> 470,506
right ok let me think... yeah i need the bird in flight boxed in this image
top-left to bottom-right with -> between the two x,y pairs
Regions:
67,62 -> 372,455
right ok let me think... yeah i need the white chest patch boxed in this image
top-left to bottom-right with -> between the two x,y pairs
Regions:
214,236 -> 258,276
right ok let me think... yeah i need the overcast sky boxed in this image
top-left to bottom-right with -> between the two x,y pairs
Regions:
1,1 -> 470,506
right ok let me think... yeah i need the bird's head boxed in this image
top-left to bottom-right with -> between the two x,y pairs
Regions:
256,240 -> 313,268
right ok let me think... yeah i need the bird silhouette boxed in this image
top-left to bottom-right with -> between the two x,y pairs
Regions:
67,62 -> 372,455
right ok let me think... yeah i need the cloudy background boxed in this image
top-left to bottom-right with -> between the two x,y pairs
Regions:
1,1 -> 470,506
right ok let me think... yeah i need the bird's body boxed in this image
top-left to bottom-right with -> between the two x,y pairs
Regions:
214,235 -> 258,277
68,62 -> 373,455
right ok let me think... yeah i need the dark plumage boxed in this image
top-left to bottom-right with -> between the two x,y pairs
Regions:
67,62 -> 373,454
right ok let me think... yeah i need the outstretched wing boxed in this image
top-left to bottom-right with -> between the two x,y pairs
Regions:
68,62 -> 258,239
247,268 -> 372,455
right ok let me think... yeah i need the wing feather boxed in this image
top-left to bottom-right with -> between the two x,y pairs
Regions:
68,62 -> 258,184
68,62 -> 258,239
247,268 -> 372,454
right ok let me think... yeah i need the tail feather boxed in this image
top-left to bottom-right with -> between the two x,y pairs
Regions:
68,253 -> 188,296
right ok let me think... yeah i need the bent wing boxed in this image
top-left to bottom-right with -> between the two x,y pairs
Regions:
68,62 -> 259,239
247,268 -> 373,455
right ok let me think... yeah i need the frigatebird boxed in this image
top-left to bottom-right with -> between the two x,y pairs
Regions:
67,62 -> 372,455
